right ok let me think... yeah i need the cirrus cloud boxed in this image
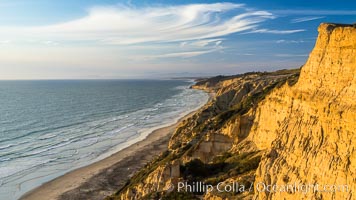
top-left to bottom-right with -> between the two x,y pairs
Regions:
0,2 -> 288,61
291,16 -> 325,23
246,28 -> 305,34
1,3 -> 276,46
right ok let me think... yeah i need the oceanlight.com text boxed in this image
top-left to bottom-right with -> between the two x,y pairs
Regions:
255,182 -> 349,194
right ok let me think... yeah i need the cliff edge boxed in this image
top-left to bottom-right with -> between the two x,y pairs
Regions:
252,23 -> 356,200
106,23 -> 356,200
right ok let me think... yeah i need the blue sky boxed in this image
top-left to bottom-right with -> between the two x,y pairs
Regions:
0,0 -> 356,79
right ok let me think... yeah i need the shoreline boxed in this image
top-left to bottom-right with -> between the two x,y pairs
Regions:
20,92 -> 209,200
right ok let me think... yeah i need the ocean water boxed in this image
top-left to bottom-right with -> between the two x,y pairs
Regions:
0,79 -> 208,200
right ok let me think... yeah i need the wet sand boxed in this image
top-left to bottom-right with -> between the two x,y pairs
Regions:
20,112 -> 195,200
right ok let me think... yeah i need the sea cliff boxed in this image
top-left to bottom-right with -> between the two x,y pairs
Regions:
106,23 -> 356,200
253,23 -> 356,200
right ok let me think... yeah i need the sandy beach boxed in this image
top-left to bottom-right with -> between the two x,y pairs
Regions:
20,110 -> 197,200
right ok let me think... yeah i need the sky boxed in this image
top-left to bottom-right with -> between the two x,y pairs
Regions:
0,0 -> 356,79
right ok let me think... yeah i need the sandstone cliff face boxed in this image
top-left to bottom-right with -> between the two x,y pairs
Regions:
251,23 -> 356,200
110,70 -> 298,200
107,23 -> 355,200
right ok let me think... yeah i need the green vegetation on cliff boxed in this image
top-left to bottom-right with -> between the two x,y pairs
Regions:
106,68 -> 300,200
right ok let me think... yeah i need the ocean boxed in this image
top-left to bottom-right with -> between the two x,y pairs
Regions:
0,79 -> 208,200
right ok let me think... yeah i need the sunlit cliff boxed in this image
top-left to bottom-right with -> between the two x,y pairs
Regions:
106,23 -> 356,200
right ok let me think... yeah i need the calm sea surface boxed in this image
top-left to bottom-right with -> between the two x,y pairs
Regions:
0,79 -> 208,200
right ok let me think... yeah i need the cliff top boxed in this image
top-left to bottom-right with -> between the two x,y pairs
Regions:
319,22 -> 356,34
321,22 -> 356,27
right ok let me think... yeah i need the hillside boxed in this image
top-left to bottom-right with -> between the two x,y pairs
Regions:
106,23 -> 356,200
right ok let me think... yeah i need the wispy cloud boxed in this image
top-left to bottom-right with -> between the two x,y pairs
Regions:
275,54 -> 308,57
273,10 -> 356,16
276,39 -> 305,44
189,39 -> 224,47
236,53 -> 254,56
291,16 -> 325,23
0,3 -> 274,45
146,49 -> 217,59
246,29 -> 305,34
179,38 -> 224,51
0,3 -> 281,59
